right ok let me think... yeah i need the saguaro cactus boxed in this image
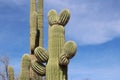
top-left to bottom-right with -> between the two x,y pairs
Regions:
8,66 -> 14,80
19,54 -> 30,80
31,9 -> 77,80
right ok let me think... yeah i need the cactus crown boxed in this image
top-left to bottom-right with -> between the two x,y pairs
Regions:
48,9 -> 70,26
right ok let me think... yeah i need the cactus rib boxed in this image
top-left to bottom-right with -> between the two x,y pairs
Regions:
58,9 -> 70,26
31,61 -> 46,76
34,46 -> 48,62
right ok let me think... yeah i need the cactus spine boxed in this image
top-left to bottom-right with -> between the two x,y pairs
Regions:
8,66 -> 14,80
31,9 -> 77,80
19,54 -> 30,80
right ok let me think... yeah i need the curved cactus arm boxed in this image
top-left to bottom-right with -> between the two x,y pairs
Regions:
31,60 -> 46,76
59,41 -> 77,66
63,41 -> 77,59
59,55 -> 69,66
48,9 -> 58,26
58,9 -> 70,26
34,46 -> 48,62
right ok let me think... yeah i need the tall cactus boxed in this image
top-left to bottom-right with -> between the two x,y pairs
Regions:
31,9 -> 77,80
30,0 -> 44,54
38,0 -> 44,47
30,0 -> 43,80
8,66 -> 14,80
19,54 -> 30,80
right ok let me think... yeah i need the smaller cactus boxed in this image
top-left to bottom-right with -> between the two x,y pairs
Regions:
19,54 -> 30,80
31,60 -> 46,76
8,66 -> 14,80
59,41 -> 77,66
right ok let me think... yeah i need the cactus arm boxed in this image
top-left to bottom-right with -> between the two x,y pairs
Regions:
59,41 -> 77,66
59,55 -> 69,66
31,60 -> 46,76
48,9 -> 58,26
19,54 -> 30,80
34,46 -> 48,62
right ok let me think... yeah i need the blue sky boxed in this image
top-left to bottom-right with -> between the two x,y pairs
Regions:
0,0 -> 120,80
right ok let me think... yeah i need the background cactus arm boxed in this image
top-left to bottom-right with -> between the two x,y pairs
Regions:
30,12 -> 38,54
31,60 -> 46,76
59,41 -> 77,65
34,46 -> 48,63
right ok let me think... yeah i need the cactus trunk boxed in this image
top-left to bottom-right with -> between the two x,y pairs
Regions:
46,25 -> 67,80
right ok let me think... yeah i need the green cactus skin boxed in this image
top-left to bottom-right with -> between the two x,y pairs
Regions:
31,61 -> 46,76
19,54 -> 30,80
8,66 -> 14,80
34,46 -> 48,62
